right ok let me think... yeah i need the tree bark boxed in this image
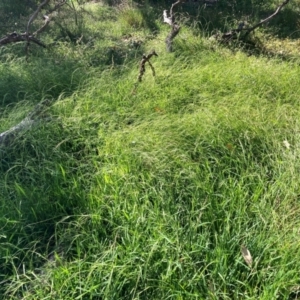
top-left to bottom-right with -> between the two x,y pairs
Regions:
163,0 -> 184,52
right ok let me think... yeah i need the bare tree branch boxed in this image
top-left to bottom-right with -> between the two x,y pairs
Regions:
0,32 -> 46,48
169,0 -> 185,20
27,0 -> 51,35
163,0 -> 185,52
33,1 -> 67,36
218,0 -> 291,42
244,0 -> 290,36
0,0 -> 67,50
33,15 -> 51,36
0,99 -> 54,146
47,0 -> 67,15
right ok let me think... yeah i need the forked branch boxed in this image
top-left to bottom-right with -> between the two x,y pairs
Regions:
137,50 -> 158,82
27,0 -> 50,36
33,0 -> 67,36
132,50 -> 158,94
0,0 -> 66,49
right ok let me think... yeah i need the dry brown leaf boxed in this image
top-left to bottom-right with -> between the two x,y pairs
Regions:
241,245 -> 253,267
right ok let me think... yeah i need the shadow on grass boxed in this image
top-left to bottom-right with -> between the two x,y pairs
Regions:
0,50 -> 87,107
0,123 -> 94,292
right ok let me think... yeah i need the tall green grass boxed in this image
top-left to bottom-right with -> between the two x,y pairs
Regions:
1,2 -> 300,299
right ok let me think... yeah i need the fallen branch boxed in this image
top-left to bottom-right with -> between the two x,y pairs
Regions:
0,0 -> 66,50
244,0 -> 290,36
0,99 -> 54,146
218,0 -> 290,42
163,0 -> 184,52
0,32 -> 46,48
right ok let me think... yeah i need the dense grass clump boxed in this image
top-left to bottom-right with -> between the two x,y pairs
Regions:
1,1 -> 300,299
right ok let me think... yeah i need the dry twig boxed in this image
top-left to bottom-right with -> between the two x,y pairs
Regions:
137,50 -> 158,82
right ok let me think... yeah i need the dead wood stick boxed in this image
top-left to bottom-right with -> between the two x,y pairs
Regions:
32,15 -> 51,36
163,0 -> 184,52
219,0 -> 291,42
0,0 -> 67,49
244,0 -> 290,36
33,0 -> 67,36
137,50 -> 158,82
0,32 -> 46,47
0,99 -> 54,146
27,0 -> 51,35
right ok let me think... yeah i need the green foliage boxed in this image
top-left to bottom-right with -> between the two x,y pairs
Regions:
1,1 -> 300,299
